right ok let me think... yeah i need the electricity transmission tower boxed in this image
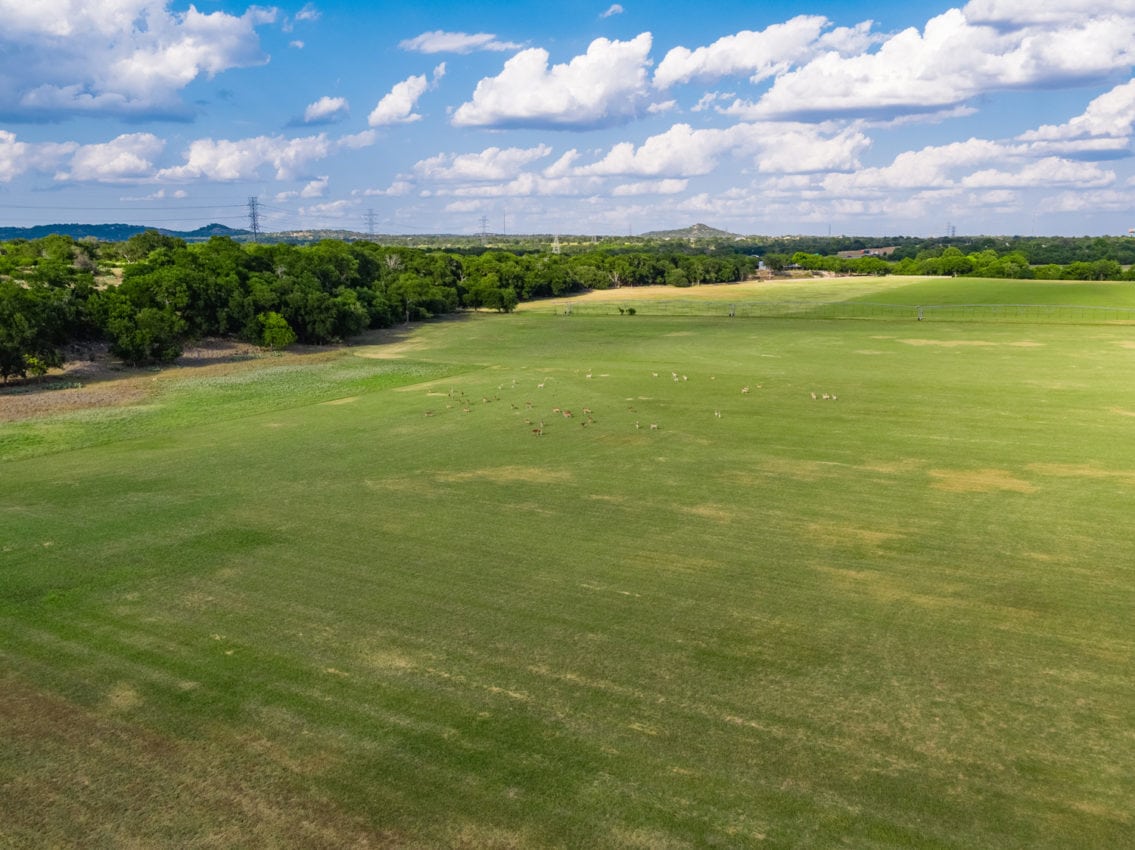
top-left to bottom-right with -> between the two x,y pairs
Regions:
247,196 -> 261,243
365,209 -> 377,237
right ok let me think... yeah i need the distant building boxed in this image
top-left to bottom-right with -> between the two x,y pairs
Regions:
836,246 -> 898,259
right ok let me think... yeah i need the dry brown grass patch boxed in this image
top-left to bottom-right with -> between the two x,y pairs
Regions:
682,503 -> 734,523
437,465 -> 573,485
0,675 -> 396,848
352,335 -> 428,359
750,457 -> 842,482
898,339 -> 998,348
928,468 -> 1036,493
1028,463 -> 1135,486
808,521 -> 903,549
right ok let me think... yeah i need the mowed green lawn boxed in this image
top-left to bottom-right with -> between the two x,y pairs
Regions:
2,310 -> 1134,848
846,276 -> 1135,307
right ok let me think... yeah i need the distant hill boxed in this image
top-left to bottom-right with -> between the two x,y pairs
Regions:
0,222 -> 250,241
639,223 -> 740,240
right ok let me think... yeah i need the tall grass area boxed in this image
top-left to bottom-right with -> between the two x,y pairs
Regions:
2,311 -> 1133,848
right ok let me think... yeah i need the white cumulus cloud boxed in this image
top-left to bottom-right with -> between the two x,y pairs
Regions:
0,0 -> 274,119
451,33 -> 654,129
369,65 -> 445,127
749,8 -> 1135,121
56,132 -> 165,182
158,133 -> 337,182
304,96 -> 349,125
1019,79 -> 1135,154
414,145 -> 554,181
655,16 -> 835,89
399,31 -> 522,54
963,0 -> 1135,26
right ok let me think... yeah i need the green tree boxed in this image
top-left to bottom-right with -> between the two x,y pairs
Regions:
257,311 -> 297,349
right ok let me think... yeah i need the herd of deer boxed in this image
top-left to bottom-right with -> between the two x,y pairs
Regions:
429,371 -> 839,437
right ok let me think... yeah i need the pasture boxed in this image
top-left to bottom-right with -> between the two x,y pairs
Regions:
2,282 -> 1133,848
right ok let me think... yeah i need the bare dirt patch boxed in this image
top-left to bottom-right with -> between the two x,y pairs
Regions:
1108,406 -> 1135,418
1116,341 -> 1135,349
928,468 -> 1036,494
0,339 -> 342,423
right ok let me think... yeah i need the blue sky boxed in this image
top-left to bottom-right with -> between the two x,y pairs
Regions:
3,1 -> 1135,237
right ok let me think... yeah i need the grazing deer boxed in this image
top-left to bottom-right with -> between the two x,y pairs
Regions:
652,371 -> 659,378
532,426 -> 543,436
822,393 -> 831,400
582,407 -> 592,415
714,410 -> 722,418
741,386 -> 750,394
562,409 -> 573,418
650,423 -> 659,430
634,421 -> 641,430
811,392 -> 817,400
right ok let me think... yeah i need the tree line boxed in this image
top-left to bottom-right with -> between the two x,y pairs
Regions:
785,245 -> 1132,280
0,232 -> 754,380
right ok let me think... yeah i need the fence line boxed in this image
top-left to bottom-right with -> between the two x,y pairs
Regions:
551,300 -> 1135,325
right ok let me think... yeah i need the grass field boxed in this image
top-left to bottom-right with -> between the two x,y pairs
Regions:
2,281 -> 1134,848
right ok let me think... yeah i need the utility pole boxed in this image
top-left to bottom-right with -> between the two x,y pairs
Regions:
247,196 -> 261,243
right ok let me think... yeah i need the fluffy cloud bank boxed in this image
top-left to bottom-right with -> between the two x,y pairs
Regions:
0,0 -> 274,119
451,34 -> 654,129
